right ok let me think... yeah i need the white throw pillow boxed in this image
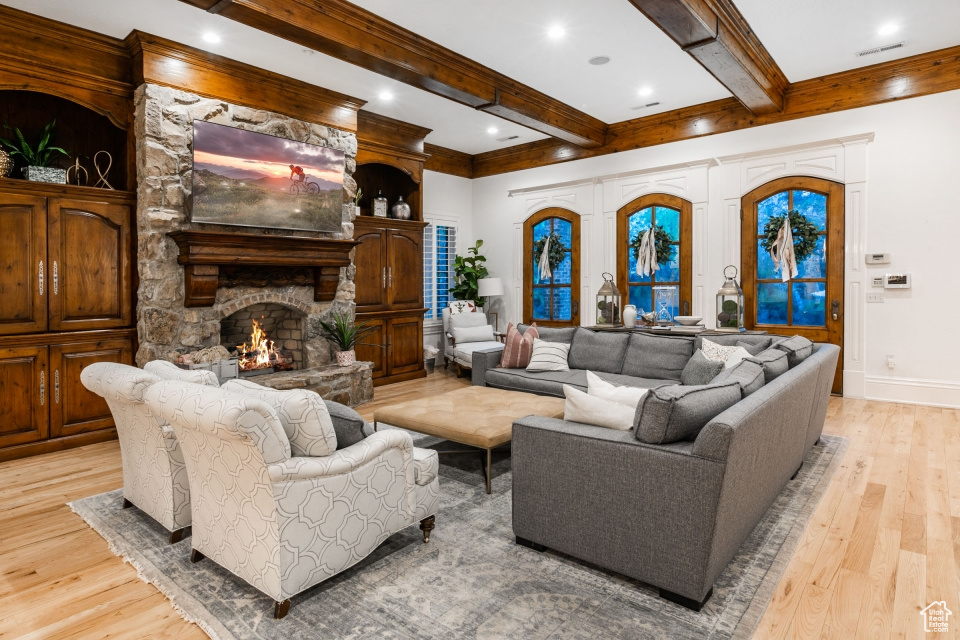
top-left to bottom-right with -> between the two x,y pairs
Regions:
586,371 -> 648,408
222,379 -> 337,457
452,324 -> 496,344
563,384 -> 635,431
700,339 -> 753,369
526,339 -> 570,372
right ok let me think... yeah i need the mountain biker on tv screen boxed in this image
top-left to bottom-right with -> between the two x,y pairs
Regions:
289,164 -> 305,182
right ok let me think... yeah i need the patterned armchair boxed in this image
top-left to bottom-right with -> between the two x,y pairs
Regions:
143,379 -> 440,619
80,362 -> 193,544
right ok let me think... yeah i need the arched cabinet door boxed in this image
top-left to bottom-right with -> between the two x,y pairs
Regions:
387,229 -> 423,309
354,226 -> 389,312
0,194 -> 47,335
47,199 -> 131,331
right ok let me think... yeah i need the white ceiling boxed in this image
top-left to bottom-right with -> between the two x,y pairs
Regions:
736,0 -> 960,81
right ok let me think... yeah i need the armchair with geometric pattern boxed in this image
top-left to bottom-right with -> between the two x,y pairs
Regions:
143,379 -> 440,619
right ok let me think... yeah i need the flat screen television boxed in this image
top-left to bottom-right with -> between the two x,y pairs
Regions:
190,120 -> 345,232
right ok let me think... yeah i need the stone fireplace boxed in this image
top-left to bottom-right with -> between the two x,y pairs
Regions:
220,302 -> 305,372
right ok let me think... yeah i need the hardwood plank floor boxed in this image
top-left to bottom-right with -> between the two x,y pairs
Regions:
0,367 -> 956,639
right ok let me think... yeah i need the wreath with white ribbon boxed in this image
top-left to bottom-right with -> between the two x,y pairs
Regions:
629,225 -> 674,276
533,232 -> 567,280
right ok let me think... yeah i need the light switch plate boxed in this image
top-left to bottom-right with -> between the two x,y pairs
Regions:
866,293 -> 884,303
865,253 -> 891,265
872,277 -> 884,287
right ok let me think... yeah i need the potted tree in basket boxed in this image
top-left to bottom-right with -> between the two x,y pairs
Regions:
0,119 -> 69,184
319,312 -> 377,366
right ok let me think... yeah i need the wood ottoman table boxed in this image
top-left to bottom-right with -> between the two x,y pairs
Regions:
373,386 -> 564,494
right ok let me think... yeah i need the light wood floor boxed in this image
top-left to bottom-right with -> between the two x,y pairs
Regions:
0,369 -> 956,639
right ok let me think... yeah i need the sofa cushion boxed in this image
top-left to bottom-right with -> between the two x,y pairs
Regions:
563,384 -> 636,431
484,368 -> 669,398
567,328 -> 630,374
634,381 -> 742,444
413,448 -> 438,486
454,341 -> 503,368
748,348 -> 790,382
775,335 -> 815,367
526,339 -> 570,372
449,311 -> 488,330
680,350 -> 725,386
144,360 -> 220,387
499,322 -> 538,368
452,324 -> 495,344
711,359 -> 766,397
518,324 -> 576,344
621,332 -> 694,381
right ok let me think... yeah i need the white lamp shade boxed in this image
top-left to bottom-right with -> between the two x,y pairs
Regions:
478,277 -> 504,297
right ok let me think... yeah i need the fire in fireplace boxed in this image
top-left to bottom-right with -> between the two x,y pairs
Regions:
234,318 -> 296,376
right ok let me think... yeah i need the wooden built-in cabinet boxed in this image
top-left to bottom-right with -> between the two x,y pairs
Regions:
0,181 -> 135,461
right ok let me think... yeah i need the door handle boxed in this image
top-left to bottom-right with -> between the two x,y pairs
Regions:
382,267 -> 386,289
39,370 -> 45,406
572,300 -> 579,316
39,260 -> 44,295
831,300 -> 840,321
55,369 -> 60,404
388,267 -> 393,288
683,301 -> 690,315
53,261 -> 58,295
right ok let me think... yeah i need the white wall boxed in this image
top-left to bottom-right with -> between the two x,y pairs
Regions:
462,90 -> 960,407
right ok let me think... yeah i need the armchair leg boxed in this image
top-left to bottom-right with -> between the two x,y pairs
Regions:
659,587 -> 713,611
122,498 -> 133,509
274,599 -> 291,619
419,515 -> 436,543
169,527 -> 188,544
190,549 -> 205,563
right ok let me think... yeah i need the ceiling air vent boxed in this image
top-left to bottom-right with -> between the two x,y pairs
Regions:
631,101 -> 661,111
856,42 -> 904,57
497,135 -> 520,142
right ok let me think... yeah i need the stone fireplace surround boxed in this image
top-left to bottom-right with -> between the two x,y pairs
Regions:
135,83 -> 372,405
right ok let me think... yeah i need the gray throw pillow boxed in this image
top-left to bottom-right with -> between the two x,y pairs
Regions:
681,350 -> 724,386
621,332 -> 695,381
711,359 -> 765,397
324,400 -> 369,449
748,348 -> 789,382
775,335 -> 814,367
634,381 -> 742,444
567,328 -> 629,374
518,324 -> 577,344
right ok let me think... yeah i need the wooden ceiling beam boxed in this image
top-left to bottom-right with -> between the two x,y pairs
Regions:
177,0 -> 608,148
627,0 -> 788,115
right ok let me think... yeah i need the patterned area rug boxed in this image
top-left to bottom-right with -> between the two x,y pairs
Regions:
70,434 -> 847,640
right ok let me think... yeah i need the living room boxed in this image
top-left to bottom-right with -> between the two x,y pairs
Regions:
0,0 -> 958,638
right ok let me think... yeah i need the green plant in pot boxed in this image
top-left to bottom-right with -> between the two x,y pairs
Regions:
0,119 -> 69,184
449,239 -> 489,307
318,312 -> 377,366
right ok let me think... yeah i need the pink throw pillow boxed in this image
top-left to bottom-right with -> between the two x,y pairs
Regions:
499,323 -> 539,368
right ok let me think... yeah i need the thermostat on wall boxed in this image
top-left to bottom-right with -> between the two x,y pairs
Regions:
884,273 -> 911,289
865,253 -> 891,265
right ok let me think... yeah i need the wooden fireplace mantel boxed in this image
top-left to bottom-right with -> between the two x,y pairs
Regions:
168,230 -> 359,307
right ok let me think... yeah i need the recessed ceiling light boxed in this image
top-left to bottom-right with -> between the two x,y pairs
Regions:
487,126 -> 499,135
638,86 -> 653,97
878,23 -> 899,36
379,91 -> 393,101
547,25 -> 565,39
202,32 -> 221,44
588,56 -> 611,66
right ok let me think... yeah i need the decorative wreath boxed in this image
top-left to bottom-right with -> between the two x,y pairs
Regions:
629,225 -> 674,266
532,232 -> 568,274
761,209 -> 820,262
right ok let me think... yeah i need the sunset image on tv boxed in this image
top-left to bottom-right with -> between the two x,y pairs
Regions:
191,120 -> 345,232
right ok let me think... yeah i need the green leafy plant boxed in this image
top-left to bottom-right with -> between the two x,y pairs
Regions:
761,209 -> 820,263
629,224 -> 675,266
318,312 -> 377,352
449,239 -> 489,306
352,187 -> 363,207
532,232 -> 567,276
0,119 -> 69,168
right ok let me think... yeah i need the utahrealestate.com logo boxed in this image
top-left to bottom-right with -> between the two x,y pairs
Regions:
921,601 -> 952,633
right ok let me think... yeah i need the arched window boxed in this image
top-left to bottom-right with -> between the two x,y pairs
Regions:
523,208 -> 580,327
616,194 -> 692,318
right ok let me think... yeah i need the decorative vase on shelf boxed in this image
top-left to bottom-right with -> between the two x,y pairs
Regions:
623,304 -> 638,329
336,349 -> 356,367
23,166 -> 66,184
372,190 -> 388,217
390,195 -> 412,220
0,150 -> 12,178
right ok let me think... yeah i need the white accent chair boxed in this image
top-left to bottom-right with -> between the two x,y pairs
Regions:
442,306 -> 503,374
143,379 -> 440,619
80,362 -> 194,544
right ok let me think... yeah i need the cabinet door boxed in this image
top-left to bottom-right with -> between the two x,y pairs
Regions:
49,336 -> 133,438
0,193 -> 47,335
387,315 -> 423,376
354,228 -> 389,312
48,198 -> 131,331
354,317 -> 386,380
386,229 -> 423,309
0,346 -> 49,448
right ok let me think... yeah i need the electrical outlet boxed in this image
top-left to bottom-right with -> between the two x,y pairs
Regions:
866,293 -> 884,303
872,277 -> 884,287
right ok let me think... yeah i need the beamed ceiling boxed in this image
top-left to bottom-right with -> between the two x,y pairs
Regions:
4,0 -> 960,176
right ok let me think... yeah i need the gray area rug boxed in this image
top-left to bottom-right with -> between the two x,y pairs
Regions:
69,434 -> 847,640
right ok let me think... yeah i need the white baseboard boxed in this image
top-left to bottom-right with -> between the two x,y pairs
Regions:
843,370 -> 865,399
863,375 -> 960,409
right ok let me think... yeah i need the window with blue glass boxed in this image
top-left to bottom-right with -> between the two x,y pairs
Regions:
523,209 -> 580,326
423,222 -> 457,321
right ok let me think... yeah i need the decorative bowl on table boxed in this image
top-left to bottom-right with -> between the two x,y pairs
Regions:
673,315 -> 703,326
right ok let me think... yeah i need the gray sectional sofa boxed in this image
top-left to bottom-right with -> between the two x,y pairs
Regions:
470,326 -> 840,610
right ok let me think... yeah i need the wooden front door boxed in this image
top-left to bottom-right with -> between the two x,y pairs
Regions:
47,198 -> 131,331
354,227 -> 388,311
49,337 -> 133,437
741,177 -> 845,393
0,193 -> 47,335
386,229 -> 423,309
0,345 -> 49,448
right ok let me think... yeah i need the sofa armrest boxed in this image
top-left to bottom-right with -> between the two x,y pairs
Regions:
267,429 -> 413,482
471,347 -> 504,386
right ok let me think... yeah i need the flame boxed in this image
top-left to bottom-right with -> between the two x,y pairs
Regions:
237,318 -> 287,371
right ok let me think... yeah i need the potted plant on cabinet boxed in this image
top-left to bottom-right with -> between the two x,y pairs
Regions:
319,312 -> 377,366
0,119 -> 69,184
449,239 -> 490,307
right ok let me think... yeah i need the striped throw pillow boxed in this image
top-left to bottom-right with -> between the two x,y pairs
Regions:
499,323 -> 538,368
526,339 -> 571,372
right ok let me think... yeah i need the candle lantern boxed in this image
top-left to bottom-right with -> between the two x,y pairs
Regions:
596,272 -> 622,326
716,265 -> 745,332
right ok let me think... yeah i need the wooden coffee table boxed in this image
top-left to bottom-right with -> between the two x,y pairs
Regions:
373,386 -> 564,493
